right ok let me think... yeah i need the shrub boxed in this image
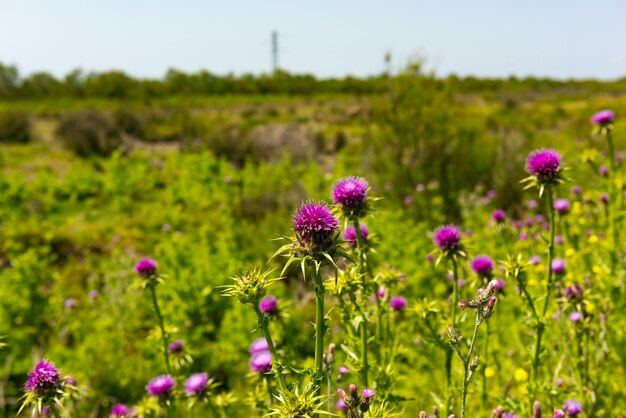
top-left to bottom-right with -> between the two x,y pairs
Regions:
56,110 -> 121,156
0,112 -> 31,143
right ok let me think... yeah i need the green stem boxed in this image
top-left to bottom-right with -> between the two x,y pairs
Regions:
149,285 -> 172,375
460,312 -> 482,418
481,320 -> 490,408
451,258 -> 459,327
353,218 -> 369,387
532,189 -> 555,395
314,270 -> 326,396
254,306 -> 287,391
606,129 -> 620,275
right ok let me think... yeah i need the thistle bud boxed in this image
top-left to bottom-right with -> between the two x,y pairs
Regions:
492,406 -> 504,418
533,401 -> 542,418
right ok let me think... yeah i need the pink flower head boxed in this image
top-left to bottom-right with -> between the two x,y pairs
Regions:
390,296 -> 407,311
249,351 -> 272,373
343,223 -> 369,245
249,338 -> 269,355
168,340 -> 184,354
526,149 -> 562,183
332,177 -> 369,213
146,375 -> 175,398
24,360 -> 61,396
185,372 -> 209,396
554,199 -> 570,215
362,388 -> 375,399
259,296 -> 279,315
434,225 -> 462,253
471,255 -> 494,277
134,258 -> 157,277
112,404 -> 130,417
293,201 -> 339,249
551,258 -> 566,275
591,109 -> 615,126
563,399 -> 582,415
492,209 -> 506,223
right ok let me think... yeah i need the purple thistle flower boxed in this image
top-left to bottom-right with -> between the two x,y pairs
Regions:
563,399 -> 582,415
404,195 -> 414,205
564,283 -> 583,300
592,109 -> 615,126
134,258 -> 158,277
249,351 -> 272,373
112,404 -> 130,417
513,219 -> 523,229
185,372 -> 209,396
146,375 -> 175,398
555,235 -> 564,245
571,186 -> 582,195
64,298 -> 76,310
471,255 -> 494,277
259,296 -> 279,315
518,232 -> 530,241
377,288 -> 386,299
486,190 -> 496,199
599,164 -> 609,177
343,223 -> 369,245
434,225 -> 462,253
168,340 -> 184,354
416,184 -> 425,192
528,199 -> 539,209
554,199 -> 571,215
502,414 -> 518,418
249,338 -> 269,355
600,193 -> 610,204
530,255 -> 541,265
336,398 -> 347,411
526,149 -> 562,183
332,177 -> 369,213
492,278 -> 506,292
569,311 -> 582,323
551,258 -> 566,275
553,410 -> 565,418
362,388 -> 375,399
338,366 -> 349,375
293,201 -> 339,249
88,290 -> 99,298
492,209 -> 506,223
390,296 -> 407,311
41,406 -> 51,416
24,360 -> 61,397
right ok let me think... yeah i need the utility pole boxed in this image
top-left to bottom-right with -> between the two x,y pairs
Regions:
271,30 -> 279,72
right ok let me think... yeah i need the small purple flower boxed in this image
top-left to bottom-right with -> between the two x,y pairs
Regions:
41,406 -> 51,416
64,298 -> 76,310
492,209 -> 506,223
600,193 -> 610,204
555,235 -> 564,245
599,164 -> 609,177
112,404 -> 130,417
492,278 -> 505,292
554,199 -> 570,215
530,255 -> 541,265
563,399 -> 582,415
362,388 -> 375,399
146,375 -> 175,398
259,296 -> 279,315
162,223 -> 171,232
249,338 -> 269,355
553,410 -> 565,418
416,184 -> 425,192
571,186 -> 582,196
526,149 -> 562,183
336,398 -> 346,410
88,290 -> 99,299
249,351 -> 272,373
528,199 -> 539,209
293,201 -> 339,249
513,219 -> 523,229
134,258 -> 158,277
377,288 -> 386,299
390,296 -> 407,311
592,109 -> 615,126
471,255 -> 494,277
502,414 -> 518,418
569,311 -> 582,323
332,177 -> 369,213
425,254 -> 434,263
24,360 -> 61,397
564,283 -> 583,300
518,232 -> 530,241
486,190 -> 496,199
434,225 -> 462,252
343,224 -> 369,245
551,259 -> 566,275
185,372 -> 209,396
338,366 -> 349,375
404,195 -> 414,205
168,340 -> 184,354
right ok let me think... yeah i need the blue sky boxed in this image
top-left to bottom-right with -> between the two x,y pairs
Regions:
2,0 -> 626,79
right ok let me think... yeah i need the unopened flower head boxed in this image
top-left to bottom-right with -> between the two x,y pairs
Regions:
525,149 -> 563,184
343,223 -> 369,245
259,295 -> 279,315
146,375 -> 175,398
24,360 -> 61,397
434,225 -> 462,254
390,296 -> 407,311
332,176 -> 369,217
112,404 -> 130,417
554,198 -> 571,215
472,255 -> 494,277
338,366 -> 349,375
592,109 -> 615,126
185,372 -> 209,396
134,258 -> 158,277
223,268 -> 276,306
564,283 -> 583,300
293,201 -> 339,251
249,351 -> 272,373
